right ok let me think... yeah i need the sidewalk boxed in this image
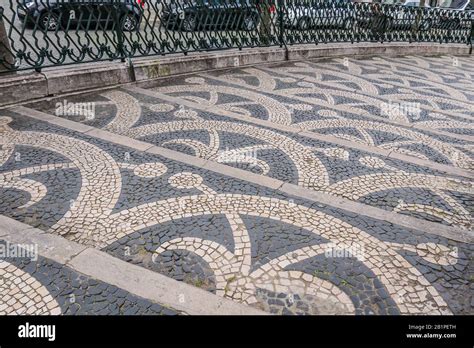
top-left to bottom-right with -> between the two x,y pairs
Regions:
0,53 -> 472,316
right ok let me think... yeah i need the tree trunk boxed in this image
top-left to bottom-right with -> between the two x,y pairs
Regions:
0,17 -> 14,73
414,0 -> 426,35
259,0 -> 273,45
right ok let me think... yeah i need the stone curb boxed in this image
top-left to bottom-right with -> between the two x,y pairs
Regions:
0,215 -> 267,315
11,106 -> 474,244
286,42 -> 472,61
46,63 -> 132,97
0,42 -> 470,107
133,46 -> 286,82
0,73 -> 48,105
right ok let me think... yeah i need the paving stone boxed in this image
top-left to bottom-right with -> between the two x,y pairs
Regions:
1,55 -> 473,316
0,246 -> 181,315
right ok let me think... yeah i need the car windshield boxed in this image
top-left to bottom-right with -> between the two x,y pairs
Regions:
437,0 -> 469,8
402,1 -> 430,6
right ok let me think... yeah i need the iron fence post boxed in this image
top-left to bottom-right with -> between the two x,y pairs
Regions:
278,0 -> 283,48
470,18 -> 473,54
114,1 -> 126,62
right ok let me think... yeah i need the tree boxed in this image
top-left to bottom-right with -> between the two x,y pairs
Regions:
0,17 -> 14,73
414,0 -> 427,34
257,0 -> 275,45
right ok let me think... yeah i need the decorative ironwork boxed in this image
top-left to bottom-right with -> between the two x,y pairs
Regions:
0,0 -> 472,72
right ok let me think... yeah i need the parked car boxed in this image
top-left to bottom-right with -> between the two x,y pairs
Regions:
17,0 -> 144,31
435,0 -> 473,29
437,0 -> 471,10
161,0 -> 261,31
284,0 -> 356,30
388,0 -> 433,31
356,0 -> 434,33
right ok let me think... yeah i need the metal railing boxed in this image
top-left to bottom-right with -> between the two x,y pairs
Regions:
0,0 -> 472,72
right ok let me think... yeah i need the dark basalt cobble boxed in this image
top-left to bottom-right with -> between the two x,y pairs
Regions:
152,70 -> 474,149
255,288 -> 358,315
203,63 -> 474,134
0,116 -> 471,313
0,144 -> 72,171
302,57 -> 474,101
23,89 -> 453,178
0,242 -> 180,315
0,59 -> 472,316
105,215 -> 234,294
360,187 -> 473,229
0,168 -> 81,230
287,254 -> 400,315
29,94 -> 118,130
48,88 -> 471,181
17,86 -> 474,229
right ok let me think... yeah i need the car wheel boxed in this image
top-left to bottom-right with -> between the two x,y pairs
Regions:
122,14 -> 138,32
241,14 -> 258,31
39,12 -> 59,31
297,17 -> 310,31
182,15 -> 197,31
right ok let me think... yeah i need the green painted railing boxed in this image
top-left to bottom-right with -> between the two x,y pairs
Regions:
0,0 -> 472,72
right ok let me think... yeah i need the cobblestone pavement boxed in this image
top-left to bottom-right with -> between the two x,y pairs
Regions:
1,55 -> 473,315
0,241 -> 180,315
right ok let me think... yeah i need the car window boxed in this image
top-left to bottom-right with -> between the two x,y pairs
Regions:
448,0 -> 470,9
438,0 -> 453,7
333,0 -> 351,7
437,0 -> 468,8
207,0 -> 225,6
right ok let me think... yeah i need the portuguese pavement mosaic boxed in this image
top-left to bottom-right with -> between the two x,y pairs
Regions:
1,55 -> 473,315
